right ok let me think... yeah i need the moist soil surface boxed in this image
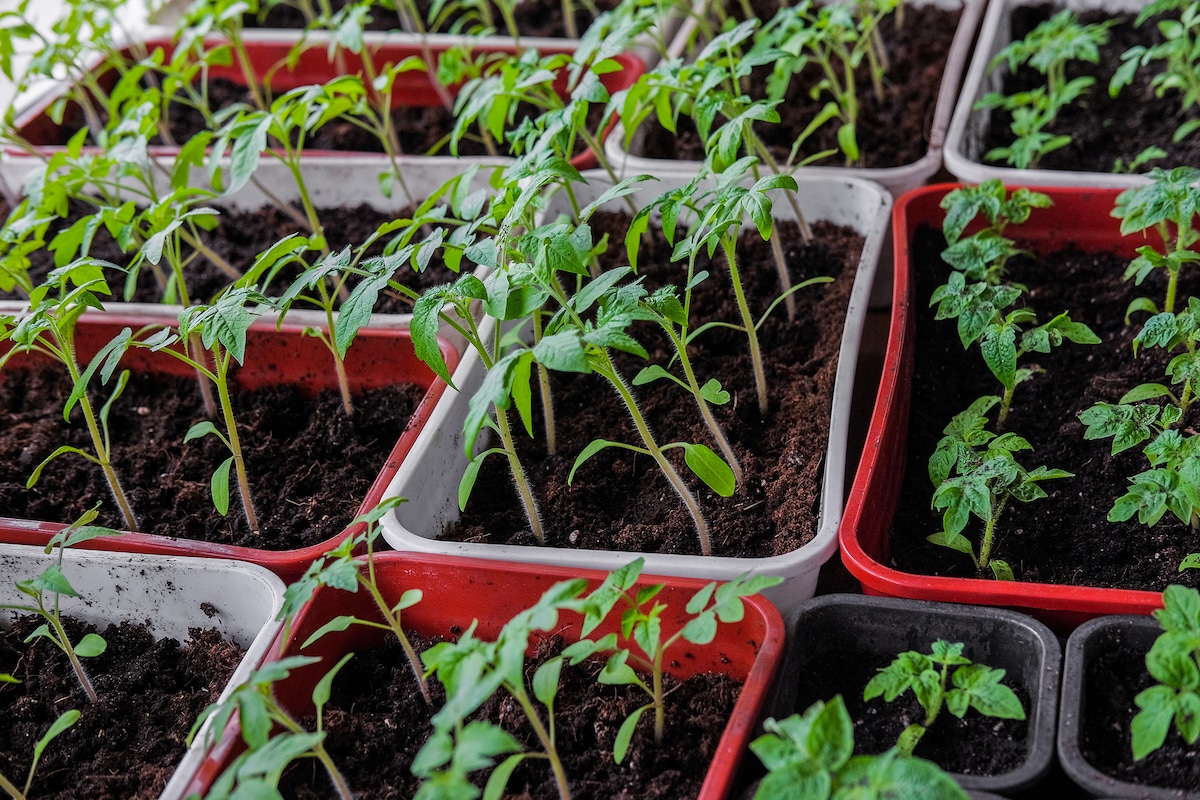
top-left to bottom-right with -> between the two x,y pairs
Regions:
781,642 -> 1031,777
634,3 -> 962,169
0,616 -> 242,800
442,215 -> 863,558
0,198 -> 459,312
981,5 -> 1200,173
1078,623 -> 1200,792
241,0 -> 618,37
891,225 -> 1200,591
0,369 -> 427,550
275,633 -> 741,799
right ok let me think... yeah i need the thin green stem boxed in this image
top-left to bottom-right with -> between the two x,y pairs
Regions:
1,769 -> 27,800
62,349 -> 138,532
721,236 -> 769,416
495,407 -> 545,543
511,689 -> 572,800
978,494 -> 1007,573
44,605 -> 99,703
596,353 -> 712,555
360,574 -> 431,702
532,312 -> 556,454
215,352 -> 260,536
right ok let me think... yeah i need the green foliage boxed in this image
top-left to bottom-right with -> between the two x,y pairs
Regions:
186,654 -> 356,800
977,10 -> 1114,168
863,640 -> 1025,758
559,559 -> 780,761
1130,585 -> 1200,760
1111,0 -> 1200,144
932,183 -> 1091,427
928,396 -> 1072,580
1112,166 -> 1200,315
748,696 -> 970,800
0,507 -> 121,705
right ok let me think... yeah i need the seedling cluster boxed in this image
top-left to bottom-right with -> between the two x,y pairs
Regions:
927,181 -> 1096,579
189,550 -> 780,799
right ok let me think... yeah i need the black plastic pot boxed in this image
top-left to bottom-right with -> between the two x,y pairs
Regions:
1060,615 -> 1199,799
766,594 -> 1061,795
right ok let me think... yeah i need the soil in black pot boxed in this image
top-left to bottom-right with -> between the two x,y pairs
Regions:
412,0 -> 622,38
1079,624 -> 1200,792
441,215 -> 863,558
275,633 -> 740,799
787,639 -> 1031,776
634,2 -> 962,170
890,224 -> 1200,591
981,5 -> 1200,173
0,369 -> 428,550
0,616 -> 243,800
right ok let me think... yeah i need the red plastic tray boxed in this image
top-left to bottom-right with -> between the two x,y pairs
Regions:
0,311 -> 457,582
839,184 -> 1169,633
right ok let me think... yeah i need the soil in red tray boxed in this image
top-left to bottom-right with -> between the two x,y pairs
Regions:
783,642 -> 1031,776
0,369 -> 427,549
275,633 -> 740,799
0,197 -> 460,312
890,225 -> 1200,591
1079,624 -> 1200,792
981,6 -> 1200,173
634,3 -> 961,169
244,0 -> 402,30
441,215 -> 863,558
412,0 -> 621,39
0,616 -> 243,800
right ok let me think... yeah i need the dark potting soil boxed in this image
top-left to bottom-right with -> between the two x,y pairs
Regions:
0,369 -> 427,549
981,5 -> 1200,174
442,215 -> 863,558
1078,624 -> 1200,792
786,642 -> 1031,776
276,633 -> 740,799
634,4 -> 961,169
0,616 -> 242,800
243,0 -> 401,30
414,0 -> 621,38
0,198 -> 458,312
891,225 -> 1200,591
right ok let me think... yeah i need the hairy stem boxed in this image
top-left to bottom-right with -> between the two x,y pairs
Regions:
721,236 -> 769,416
215,352 -> 260,536
512,690 -> 572,800
598,353 -> 713,555
495,407 -> 545,543
46,611 -> 99,703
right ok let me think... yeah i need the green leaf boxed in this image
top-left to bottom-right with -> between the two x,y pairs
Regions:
614,704 -> 650,764
483,753 -> 527,800
681,443 -> 736,496
302,615 -> 362,649
211,457 -> 233,516
30,708 -> 80,779
74,632 -> 107,658
533,656 -> 562,708
313,652 -> 355,717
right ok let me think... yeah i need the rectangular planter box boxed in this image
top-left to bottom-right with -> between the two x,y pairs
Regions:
379,170 -> 891,612
604,0 -> 985,198
183,552 -> 786,800
839,183 -> 1171,633
943,0 -> 1153,188
0,543 -> 286,800
0,307 -> 457,582
2,36 -> 645,188
771,594 -> 1060,795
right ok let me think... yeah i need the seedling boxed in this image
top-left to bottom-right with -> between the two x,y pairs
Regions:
0,708 -> 81,800
116,287 -> 269,535
277,496 -> 432,702
751,0 -> 901,165
0,261 -> 139,531
1112,166 -> 1200,316
864,639 -> 1026,758
186,654 -> 356,800
1130,584 -> 1200,760
976,10 -> 1114,169
1111,0 -> 1200,143
1080,298 -> 1200,532
934,182 -> 1096,426
749,696 -> 970,800
413,577 -> 590,800
928,396 -> 1073,580
0,507 -> 122,704
561,558 -> 781,762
